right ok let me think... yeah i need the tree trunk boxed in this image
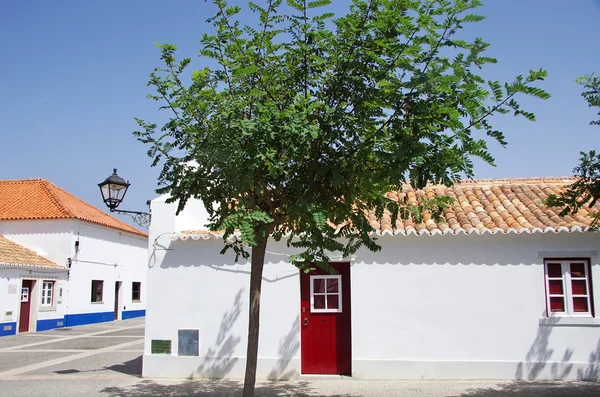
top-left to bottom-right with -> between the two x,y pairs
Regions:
242,230 -> 268,397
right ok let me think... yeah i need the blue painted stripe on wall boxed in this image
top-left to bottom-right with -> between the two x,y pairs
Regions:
36,318 -> 66,332
122,309 -> 146,320
0,322 -> 17,337
65,311 -> 114,327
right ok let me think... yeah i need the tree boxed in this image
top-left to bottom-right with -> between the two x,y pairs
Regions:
546,74 -> 600,230
135,1 -> 548,395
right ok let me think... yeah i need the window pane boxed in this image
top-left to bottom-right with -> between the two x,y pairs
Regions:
570,263 -> 586,278
313,279 -> 325,293
327,294 -> 339,309
314,295 -> 325,309
549,280 -> 563,295
327,279 -> 339,293
546,263 -> 562,277
573,297 -> 589,312
549,297 -> 565,312
572,280 -> 587,295
132,282 -> 141,301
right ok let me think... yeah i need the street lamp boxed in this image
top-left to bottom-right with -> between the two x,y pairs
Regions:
98,169 -> 151,228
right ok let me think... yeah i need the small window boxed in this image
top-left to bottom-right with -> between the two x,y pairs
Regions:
310,275 -> 342,313
41,281 -> 54,306
21,287 -> 29,303
91,280 -> 104,303
545,259 -> 594,317
132,282 -> 141,302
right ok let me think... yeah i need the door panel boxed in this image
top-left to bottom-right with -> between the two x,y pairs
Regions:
19,280 -> 32,333
300,263 -> 351,375
114,282 -> 121,320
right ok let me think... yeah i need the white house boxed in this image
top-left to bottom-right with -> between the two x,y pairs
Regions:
0,178 -> 148,335
0,235 -> 68,336
142,177 -> 600,381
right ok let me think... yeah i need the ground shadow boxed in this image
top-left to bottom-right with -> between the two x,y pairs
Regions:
460,380 -> 600,397
105,355 -> 143,376
268,316 -> 300,380
54,356 -> 142,376
195,289 -> 243,379
101,379 -> 353,397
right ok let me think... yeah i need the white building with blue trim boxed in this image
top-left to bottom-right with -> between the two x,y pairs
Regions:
0,178 -> 148,336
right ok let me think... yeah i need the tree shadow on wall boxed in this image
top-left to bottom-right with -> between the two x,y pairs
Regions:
514,316 -> 575,380
578,338 -> 600,381
515,314 -> 600,382
194,288 -> 243,379
268,316 -> 300,380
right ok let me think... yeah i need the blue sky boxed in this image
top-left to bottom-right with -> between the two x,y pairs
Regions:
1,0 -> 599,230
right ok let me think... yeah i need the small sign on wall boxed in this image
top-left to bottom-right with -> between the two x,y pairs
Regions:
151,340 -> 172,355
8,284 -> 17,294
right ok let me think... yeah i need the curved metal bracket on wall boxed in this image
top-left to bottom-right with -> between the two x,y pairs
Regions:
111,209 -> 151,228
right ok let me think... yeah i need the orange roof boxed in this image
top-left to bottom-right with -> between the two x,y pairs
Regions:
172,177 -> 600,239
0,235 -> 64,268
0,179 -> 148,237
370,177 -> 600,236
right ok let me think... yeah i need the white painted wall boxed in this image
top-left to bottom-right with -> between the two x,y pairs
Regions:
0,219 -> 73,266
68,221 -> 147,318
0,218 -> 147,330
143,196 -> 600,381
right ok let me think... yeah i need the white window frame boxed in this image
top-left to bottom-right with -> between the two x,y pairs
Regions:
41,281 -> 54,306
21,287 -> 29,303
309,275 -> 342,313
544,259 -> 593,318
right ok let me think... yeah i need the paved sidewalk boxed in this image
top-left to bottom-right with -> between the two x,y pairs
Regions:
2,319 -> 600,396
3,377 -> 600,396
0,317 -> 144,396
61,378 -> 600,397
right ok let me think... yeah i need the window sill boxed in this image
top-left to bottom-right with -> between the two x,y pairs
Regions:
39,306 -> 57,312
131,300 -> 142,303
91,301 -> 104,304
539,317 -> 600,326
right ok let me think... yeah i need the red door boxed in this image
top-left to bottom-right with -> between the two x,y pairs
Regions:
300,263 -> 351,375
19,280 -> 32,333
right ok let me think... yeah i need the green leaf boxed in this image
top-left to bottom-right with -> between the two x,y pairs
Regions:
462,14 -> 486,23
286,0 -> 303,12
308,0 -> 331,8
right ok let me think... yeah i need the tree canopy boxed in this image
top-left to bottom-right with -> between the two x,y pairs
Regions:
136,0 -> 549,267
135,1 -> 549,395
547,74 -> 600,230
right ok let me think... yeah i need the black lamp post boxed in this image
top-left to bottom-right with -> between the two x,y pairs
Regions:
98,169 -> 151,228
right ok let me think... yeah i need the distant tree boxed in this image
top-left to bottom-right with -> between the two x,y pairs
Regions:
546,74 -> 600,230
135,1 -> 548,395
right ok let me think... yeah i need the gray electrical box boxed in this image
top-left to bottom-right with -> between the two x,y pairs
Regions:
178,329 -> 199,356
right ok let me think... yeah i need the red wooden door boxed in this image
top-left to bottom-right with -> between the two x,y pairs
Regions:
19,280 -> 32,333
300,263 -> 351,375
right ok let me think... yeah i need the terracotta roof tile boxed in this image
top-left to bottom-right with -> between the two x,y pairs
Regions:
0,235 -> 64,268
172,177 -> 599,240
0,179 -> 147,237
363,177 -> 600,236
